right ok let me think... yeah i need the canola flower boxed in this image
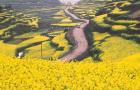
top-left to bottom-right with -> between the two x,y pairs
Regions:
111,7 -> 129,15
0,16 -> 15,24
94,14 -> 111,29
25,33 -> 70,59
60,17 -> 73,23
51,23 -> 79,27
0,54 -> 140,90
51,12 -> 80,27
0,41 -> 17,57
54,10 -> 65,16
120,1 -> 131,7
52,33 -> 71,58
106,17 -> 140,25
0,23 -> 20,35
93,32 -> 140,61
112,25 -> 127,31
0,35 -> 49,57
0,1 -> 140,89
25,41 -> 56,59
18,35 -> 49,48
115,20 -> 139,25
52,16 -> 66,19
27,17 -> 39,28
72,5 -> 96,18
105,1 -> 131,7
94,14 -> 107,23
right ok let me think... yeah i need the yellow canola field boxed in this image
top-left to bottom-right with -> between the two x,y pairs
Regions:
0,54 -> 140,90
111,7 -> 129,15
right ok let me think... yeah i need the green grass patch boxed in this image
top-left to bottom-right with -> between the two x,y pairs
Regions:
93,32 -> 140,61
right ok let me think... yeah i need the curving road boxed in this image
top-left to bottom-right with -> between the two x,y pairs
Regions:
59,7 -> 89,62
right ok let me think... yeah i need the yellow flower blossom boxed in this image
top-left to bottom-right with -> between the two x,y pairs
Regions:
0,54 -> 139,90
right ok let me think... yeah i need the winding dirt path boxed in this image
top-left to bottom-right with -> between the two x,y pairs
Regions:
59,7 -> 89,62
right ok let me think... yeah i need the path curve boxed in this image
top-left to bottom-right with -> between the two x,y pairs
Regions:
59,7 -> 89,62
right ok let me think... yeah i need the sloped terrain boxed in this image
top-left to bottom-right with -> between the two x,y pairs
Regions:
0,0 -> 61,4
88,0 -> 140,61
0,0 -> 140,90
0,6 -> 73,59
1,0 -> 140,61
0,6 -> 49,57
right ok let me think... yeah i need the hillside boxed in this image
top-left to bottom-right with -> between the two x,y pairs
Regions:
0,0 -> 61,4
1,0 -> 140,61
0,0 -> 140,89
68,0 -> 139,62
0,6 -> 77,59
79,0 -> 112,4
91,0 -> 140,61
0,0 -> 61,10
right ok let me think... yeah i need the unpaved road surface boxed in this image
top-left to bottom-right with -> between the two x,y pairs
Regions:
59,7 -> 89,62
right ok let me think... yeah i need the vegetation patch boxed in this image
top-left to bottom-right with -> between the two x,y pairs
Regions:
111,25 -> 127,31
111,7 -> 129,15
93,34 -> 140,61
0,54 -> 140,89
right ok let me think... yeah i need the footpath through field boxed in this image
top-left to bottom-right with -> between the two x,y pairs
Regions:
60,7 -> 89,62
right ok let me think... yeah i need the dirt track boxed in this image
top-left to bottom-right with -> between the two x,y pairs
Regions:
59,7 -> 89,62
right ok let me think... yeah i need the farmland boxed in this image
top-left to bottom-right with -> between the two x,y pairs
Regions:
0,0 -> 140,89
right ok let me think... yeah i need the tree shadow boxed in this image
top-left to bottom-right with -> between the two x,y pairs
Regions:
89,48 -> 103,61
108,30 -> 140,44
94,35 -> 111,46
89,35 -> 111,61
120,34 -> 140,44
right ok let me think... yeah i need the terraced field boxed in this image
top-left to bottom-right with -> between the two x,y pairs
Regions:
71,0 -> 140,62
1,0 -> 140,62
72,4 -> 96,19
0,6 -> 76,59
0,0 -> 140,89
